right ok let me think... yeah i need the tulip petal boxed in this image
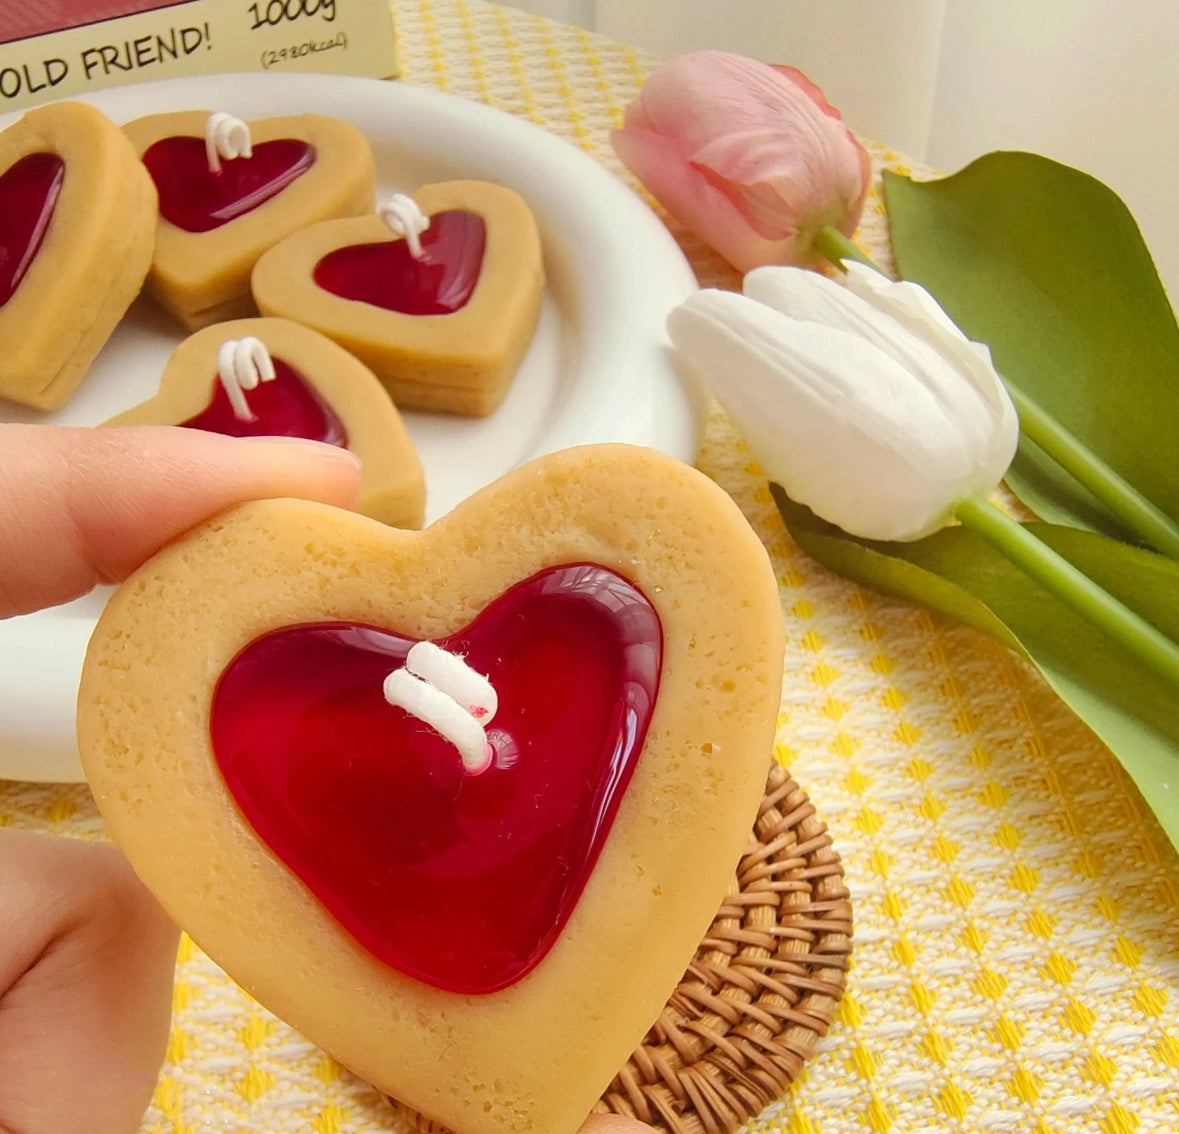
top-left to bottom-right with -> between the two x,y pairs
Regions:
745,266 -> 1019,493
619,94 -> 656,135
769,65 -> 841,118
744,267 -> 996,450
632,52 -> 817,148
611,123 -> 804,270
767,65 -> 873,223
667,289 -> 982,541
844,264 -> 1013,413
842,263 -> 1020,481
691,125 -> 862,241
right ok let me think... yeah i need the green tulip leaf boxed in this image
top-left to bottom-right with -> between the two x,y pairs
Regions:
773,485 -> 1179,849
883,153 -> 1179,543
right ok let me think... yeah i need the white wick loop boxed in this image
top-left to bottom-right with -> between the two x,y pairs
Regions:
383,642 -> 497,774
379,193 -> 431,259
217,336 -> 275,422
205,112 -> 253,174
407,641 -> 498,720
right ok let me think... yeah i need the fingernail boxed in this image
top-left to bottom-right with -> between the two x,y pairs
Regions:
241,435 -> 363,470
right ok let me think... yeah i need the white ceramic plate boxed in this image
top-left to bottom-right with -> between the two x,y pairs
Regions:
0,72 -> 702,783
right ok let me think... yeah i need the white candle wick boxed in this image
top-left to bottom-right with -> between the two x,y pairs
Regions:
217,336 -> 276,422
384,642 -> 497,775
379,193 -> 431,259
205,112 -> 253,175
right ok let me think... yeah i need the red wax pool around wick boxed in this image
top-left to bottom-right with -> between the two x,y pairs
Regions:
180,358 -> 348,447
0,152 -> 65,307
143,136 -> 316,233
313,209 -> 486,315
211,564 -> 663,994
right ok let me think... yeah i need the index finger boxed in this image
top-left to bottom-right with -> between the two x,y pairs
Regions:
0,424 -> 362,618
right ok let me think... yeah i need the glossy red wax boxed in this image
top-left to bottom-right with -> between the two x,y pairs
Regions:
313,209 -> 485,315
143,136 -> 315,233
0,152 -> 65,307
180,358 -> 347,446
211,564 -> 662,994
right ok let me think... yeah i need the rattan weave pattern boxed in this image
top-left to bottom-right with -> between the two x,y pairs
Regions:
393,763 -> 851,1134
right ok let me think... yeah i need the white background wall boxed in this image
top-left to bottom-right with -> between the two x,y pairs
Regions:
926,1 -> 1179,306
506,0 -> 1179,306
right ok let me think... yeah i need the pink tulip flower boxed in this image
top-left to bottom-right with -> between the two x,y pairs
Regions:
612,51 -> 871,272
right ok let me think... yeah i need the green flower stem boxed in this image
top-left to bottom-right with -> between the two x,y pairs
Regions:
813,226 -> 877,269
1006,385 -> 1179,559
817,224 -> 1179,560
955,494 -> 1179,688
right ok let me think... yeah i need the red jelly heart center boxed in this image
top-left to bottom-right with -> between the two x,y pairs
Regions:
180,357 -> 347,446
143,136 -> 316,233
212,564 -> 662,994
0,152 -> 65,307
313,210 -> 485,315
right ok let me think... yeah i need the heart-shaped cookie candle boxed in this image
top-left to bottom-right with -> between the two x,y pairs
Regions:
104,317 -> 425,529
0,101 -> 157,410
124,110 -> 375,330
252,180 -> 543,416
78,445 -> 784,1134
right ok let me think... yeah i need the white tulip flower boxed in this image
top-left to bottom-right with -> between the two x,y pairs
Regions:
667,265 -> 1179,690
666,265 -> 1019,541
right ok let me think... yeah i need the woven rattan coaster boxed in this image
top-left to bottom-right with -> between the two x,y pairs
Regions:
392,762 -> 851,1134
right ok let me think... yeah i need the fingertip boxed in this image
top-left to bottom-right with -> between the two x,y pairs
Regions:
234,435 -> 364,509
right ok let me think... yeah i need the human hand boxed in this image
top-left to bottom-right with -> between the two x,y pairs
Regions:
0,423 -> 361,1134
0,829 -> 178,1134
0,425 -> 659,1134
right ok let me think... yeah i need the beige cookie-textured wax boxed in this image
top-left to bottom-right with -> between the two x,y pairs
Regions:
104,317 -> 425,529
253,180 -> 543,417
124,111 -> 376,330
0,101 -> 157,410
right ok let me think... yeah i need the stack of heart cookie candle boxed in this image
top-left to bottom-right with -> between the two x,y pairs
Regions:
252,179 -> 544,416
0,101 -> 156,409
0,101 -> 550,526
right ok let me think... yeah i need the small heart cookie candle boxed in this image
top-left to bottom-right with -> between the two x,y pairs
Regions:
0,101 -> 156,410
78,445 -> 783,1134
105,317 -> 425,528
252,180 -> 543,416
124,110 -> 375,330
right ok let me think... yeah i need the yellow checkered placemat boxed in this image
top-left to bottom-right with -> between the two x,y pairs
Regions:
3,1 -> 1179,1131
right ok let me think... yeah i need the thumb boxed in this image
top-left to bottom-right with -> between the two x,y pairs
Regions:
0,831 -> 179,1134
580,1114 -> 661,1134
